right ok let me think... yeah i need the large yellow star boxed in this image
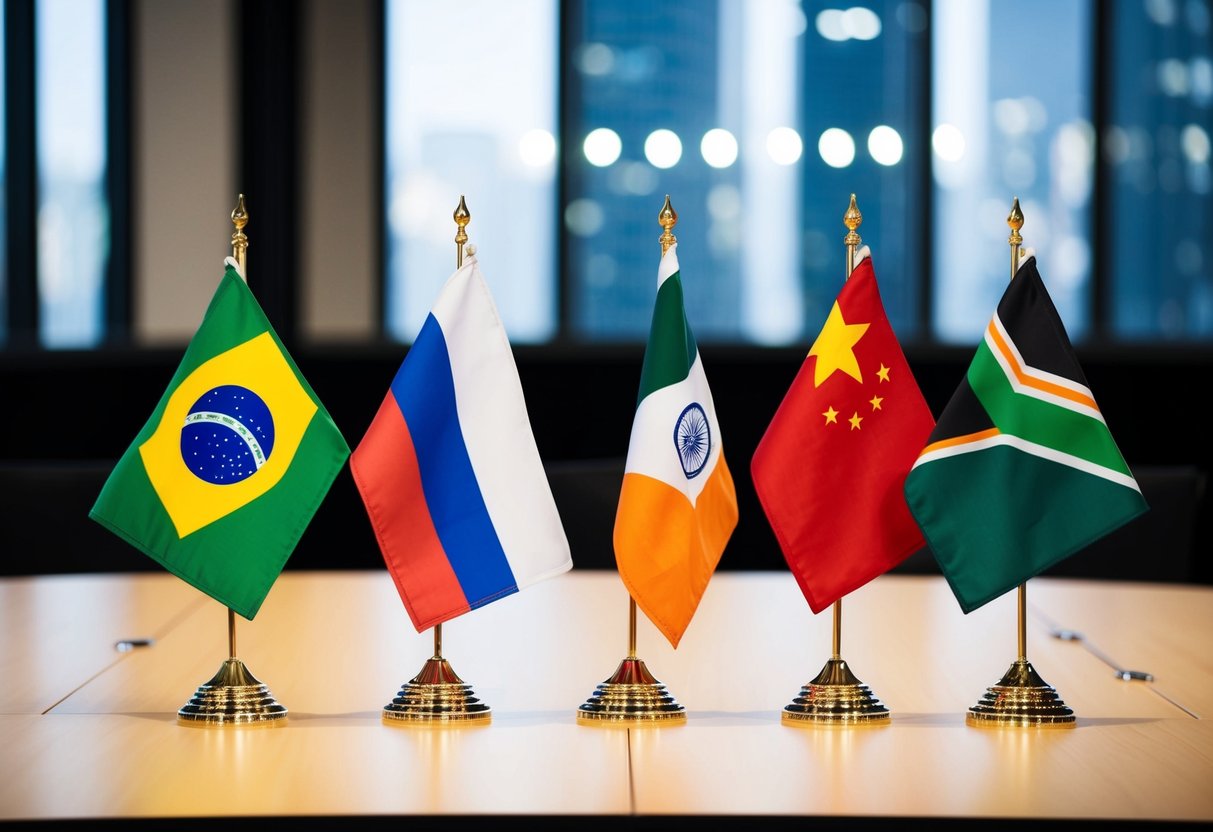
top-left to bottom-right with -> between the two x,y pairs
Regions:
809,302 -> 869,387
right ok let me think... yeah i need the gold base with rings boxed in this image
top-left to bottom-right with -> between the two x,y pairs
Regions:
177,658 -> 287,725
782,657 -> 890,725
967,658 -> 1076,728
382,656 -> 491,724
576,657 -> 687,724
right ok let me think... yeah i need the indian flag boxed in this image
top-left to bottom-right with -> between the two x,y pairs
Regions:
614,243 -> 738,648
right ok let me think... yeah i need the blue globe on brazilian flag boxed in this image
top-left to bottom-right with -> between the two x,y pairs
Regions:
90,260 -> 350,619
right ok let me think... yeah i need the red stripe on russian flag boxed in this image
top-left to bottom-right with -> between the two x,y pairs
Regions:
349,390 -> 470,628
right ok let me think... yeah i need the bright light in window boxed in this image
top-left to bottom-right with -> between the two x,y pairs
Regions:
584,127 -> 622,167
767,126 -> 803,165
644,129 -> 683,169
817,127 -> 854,168
932,123 -> 966,162
575,42 -> 615,76
700,128 -> 739,168
843,7 -> 882,40
564,198 -> 605,236
816,9 -> 847,40
1182,123 -> 1211,164
1158,59 -> 1189,96
519,128 -> 556,167
816,7 -> 882,41
867,125 -> 903,165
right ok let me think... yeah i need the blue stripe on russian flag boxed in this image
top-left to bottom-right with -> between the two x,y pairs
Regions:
389,313 -> 519,607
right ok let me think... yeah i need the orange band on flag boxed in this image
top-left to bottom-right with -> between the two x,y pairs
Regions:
614,458 -> 737,648
987,322 -> 1099,410
920,427 -> 1001,457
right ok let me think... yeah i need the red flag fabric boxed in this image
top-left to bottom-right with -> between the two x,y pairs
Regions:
751,249 -> 935,613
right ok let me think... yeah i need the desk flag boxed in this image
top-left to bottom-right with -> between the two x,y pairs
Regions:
89,258 -> 350,619
350,254 -> 571,632
614,243 -> 738,649
904,255 -> 1148,613
751,248 -> 934,613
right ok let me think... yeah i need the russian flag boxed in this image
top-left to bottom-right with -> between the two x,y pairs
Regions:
350,255 -> 572,631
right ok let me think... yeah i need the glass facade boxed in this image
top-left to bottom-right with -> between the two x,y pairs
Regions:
0,1 -> 1210,349
1107,0 -> 1213,340
932,0 -> 1094,344
383,0 -> 558,344
36,0 -> 108,348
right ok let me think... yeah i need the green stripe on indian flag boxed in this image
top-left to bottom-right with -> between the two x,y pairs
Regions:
623,352 -> 722,506
913,429 -> 1141,492
986,313 -> 1104,423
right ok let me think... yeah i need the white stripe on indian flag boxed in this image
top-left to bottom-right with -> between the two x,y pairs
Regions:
986,313 -> 1105,423
623,352 -> 722,506
913,429 -> 1140,491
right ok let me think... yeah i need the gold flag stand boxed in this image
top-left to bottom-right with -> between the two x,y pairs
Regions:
966,199 -> 1075,728
577,196 -> 687,726
782,195 -> 888,726
179,195 -> 287,726
382,196 -> 490,726
577,600 -> 686,724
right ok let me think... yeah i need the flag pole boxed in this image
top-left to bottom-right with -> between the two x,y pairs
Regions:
576,195 -> 688,725
382,195 -> 491,725
965,197 -> 1075,728
178,194 -> 288,725
782,193 -> 889,726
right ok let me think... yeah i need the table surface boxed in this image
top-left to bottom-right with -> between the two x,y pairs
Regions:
1,569 -> 1210,824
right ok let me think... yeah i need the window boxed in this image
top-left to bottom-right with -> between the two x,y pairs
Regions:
932,0 -> 1094,343
36,0 -> 108,348
384,0 -> 1213,347
1108,0 -> 1212,339
383,0 -> 559,344
1,0 -> 110,350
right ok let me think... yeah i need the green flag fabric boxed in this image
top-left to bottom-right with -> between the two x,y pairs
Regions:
90,259 -> 350,619
904,256 -> 1147,613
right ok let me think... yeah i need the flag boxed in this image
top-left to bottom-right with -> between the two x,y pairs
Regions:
751,248 -> 935,613
90,258 -> 350,619
350,254 -> 571,632
904,255 -> 1148,613
614,243 -> 738,649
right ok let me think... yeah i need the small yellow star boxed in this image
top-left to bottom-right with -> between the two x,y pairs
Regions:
848,412 -> 863,430
870,395 -> 884,411
877,363 -> 891,382
822,406 -> 839,425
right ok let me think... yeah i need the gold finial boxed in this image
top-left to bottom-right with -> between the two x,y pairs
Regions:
231,194 -> 249,273
1008,196 -> 1023,278
658,194 -> 678,255
454,195 -> 470,267
844,194 -> 863,278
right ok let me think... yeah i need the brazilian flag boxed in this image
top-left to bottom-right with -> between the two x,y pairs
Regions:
90,261 -> 350,619
904,257 -> 1147,614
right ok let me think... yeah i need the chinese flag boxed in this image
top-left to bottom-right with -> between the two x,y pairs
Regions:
751,250 -> 935,613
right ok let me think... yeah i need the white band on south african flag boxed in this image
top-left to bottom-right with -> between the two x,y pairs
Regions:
913,431 -> 1140,492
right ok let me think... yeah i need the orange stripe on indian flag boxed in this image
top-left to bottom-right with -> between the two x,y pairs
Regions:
986,315 -> 1102,418
613,455 -> 737,649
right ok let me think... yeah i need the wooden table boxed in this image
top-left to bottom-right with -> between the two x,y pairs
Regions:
1,570 -> 1209,826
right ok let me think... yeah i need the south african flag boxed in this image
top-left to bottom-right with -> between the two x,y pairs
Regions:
904,256 -> 1148,613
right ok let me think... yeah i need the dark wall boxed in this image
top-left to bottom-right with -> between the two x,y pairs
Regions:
1,343 -> 1209,583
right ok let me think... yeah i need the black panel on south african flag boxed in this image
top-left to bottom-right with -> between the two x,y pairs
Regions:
998,258 -> 1089,384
